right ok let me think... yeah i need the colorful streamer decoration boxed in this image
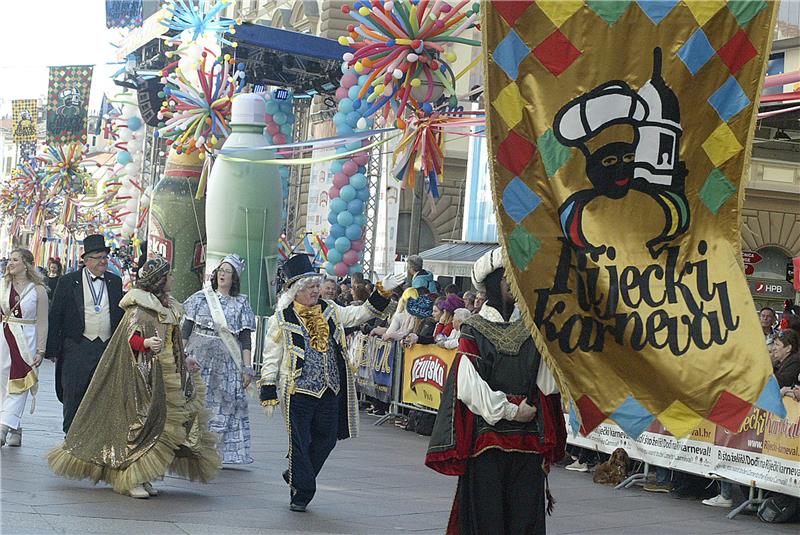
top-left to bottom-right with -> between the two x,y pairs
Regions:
338,0 -> 480,120
155,54 -> 245,157
2,162 -> 62,228
392,108 -> 484,197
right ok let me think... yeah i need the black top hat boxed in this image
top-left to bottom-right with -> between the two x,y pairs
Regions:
283,254 -> 318,287
81,234 -> 110,257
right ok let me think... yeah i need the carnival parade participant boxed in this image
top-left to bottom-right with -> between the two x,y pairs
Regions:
46,234 -> 123,430
0,249 -> 48,447
183,254 -> 257,465
259,254 -> 404,512
48,257 -> 220,499
45,257 -> 63,300
426,248 -> 567,535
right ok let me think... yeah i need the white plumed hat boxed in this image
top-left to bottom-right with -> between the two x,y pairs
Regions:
471,247 -> 504,292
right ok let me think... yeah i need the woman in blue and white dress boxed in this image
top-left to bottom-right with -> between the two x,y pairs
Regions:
182,255 -> 256,464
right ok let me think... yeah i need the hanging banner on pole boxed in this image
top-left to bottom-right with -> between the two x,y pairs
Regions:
374,134 -> 401,276
46,65 -> 93,145
306,153 -> 334,236
12,99 -> 38,142
484,2 -> 783,439
105,0 -> 143,28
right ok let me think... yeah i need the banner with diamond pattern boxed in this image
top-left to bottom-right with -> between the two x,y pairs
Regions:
485,1 -> 784,439
46,65 -> 93,145
12,99 -> 38,142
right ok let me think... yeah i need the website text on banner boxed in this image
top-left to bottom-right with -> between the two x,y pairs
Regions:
349,333 -> 396,404
565,398 -> 800,498
401,344 -> 457,410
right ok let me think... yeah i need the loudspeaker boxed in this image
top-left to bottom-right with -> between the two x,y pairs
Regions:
137,76 -> 164,127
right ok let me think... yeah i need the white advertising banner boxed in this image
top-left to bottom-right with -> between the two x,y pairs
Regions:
566,398 -> 800,497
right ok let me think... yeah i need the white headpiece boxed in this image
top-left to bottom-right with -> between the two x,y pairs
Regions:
219,254 -> 245,276
471,248 -> 504,292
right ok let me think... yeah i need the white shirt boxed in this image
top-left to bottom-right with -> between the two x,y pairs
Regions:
82,269 -> 111,342
456,305 -> 559,425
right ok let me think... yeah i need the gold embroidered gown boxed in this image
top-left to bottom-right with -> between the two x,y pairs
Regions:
47,290 -> 220,493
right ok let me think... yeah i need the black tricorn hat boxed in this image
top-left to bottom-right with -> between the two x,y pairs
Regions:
81,234 -> 111,257
283,254 -> 318,287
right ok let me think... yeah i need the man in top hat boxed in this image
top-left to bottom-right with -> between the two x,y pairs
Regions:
425,247 -> 566,535
259,254 -> 405,512
47,234 -> 123,433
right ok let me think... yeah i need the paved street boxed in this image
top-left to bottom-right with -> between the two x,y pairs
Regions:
2,360 -> 797,535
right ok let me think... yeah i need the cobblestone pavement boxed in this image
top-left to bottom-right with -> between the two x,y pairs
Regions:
2,360 -> 796,534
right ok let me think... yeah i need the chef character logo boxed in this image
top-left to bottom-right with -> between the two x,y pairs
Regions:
57,87 -> 83,118
553,48 -> 690,259
14,108 -> 35,137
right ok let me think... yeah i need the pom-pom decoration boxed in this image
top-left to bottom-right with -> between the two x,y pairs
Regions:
339,0 -> 480,119
37,143 -> 91,197
155,55 -> 246,157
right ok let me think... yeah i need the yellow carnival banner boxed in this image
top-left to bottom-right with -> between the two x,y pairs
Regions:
401,344 -> 457,410
484,1 -> 784,438
12,99 -> 38,142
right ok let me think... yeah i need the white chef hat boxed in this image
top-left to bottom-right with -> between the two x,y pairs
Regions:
471,247 -> 504,292
554,81 -> 647,147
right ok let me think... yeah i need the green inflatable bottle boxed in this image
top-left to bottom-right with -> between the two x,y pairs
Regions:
147,149 -> 206,302
205,93 -> 282,316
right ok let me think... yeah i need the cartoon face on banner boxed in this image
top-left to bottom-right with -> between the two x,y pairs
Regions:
46,65 -> 93,144
553,49 -> 689,259
57,88 -> 84,118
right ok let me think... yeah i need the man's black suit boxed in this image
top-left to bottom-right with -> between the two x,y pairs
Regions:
46,269 -> 123,432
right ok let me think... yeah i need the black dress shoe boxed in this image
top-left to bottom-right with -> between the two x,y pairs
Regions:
290,503 -> 307,512
282,470 -> 290,485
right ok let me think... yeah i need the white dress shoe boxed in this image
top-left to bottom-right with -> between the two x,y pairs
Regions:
7,429 -> 21,447
126,485 -> 150,499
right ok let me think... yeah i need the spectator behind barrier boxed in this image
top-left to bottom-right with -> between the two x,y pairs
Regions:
439,308 -> 471,349
772,329 -> 800,388
321,278 -> 338,301
474,291 -> 487,312
434,294 -> 465,342
463,291 -> 476,312
401,288 -> 436,347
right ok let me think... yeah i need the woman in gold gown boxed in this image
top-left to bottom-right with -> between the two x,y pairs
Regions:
48,257 -> 220,498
